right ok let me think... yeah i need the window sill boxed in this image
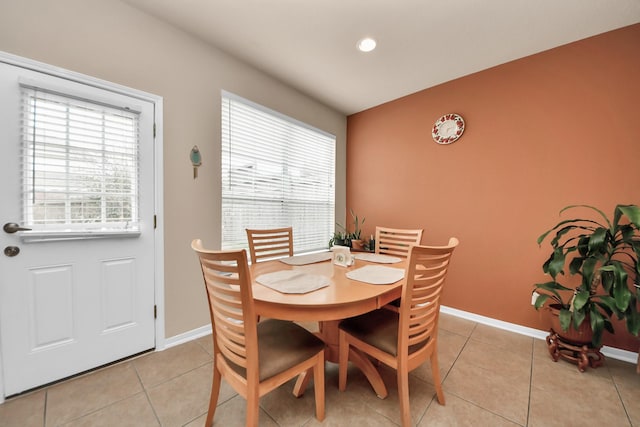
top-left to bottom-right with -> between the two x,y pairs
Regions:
21,230 -> 141,243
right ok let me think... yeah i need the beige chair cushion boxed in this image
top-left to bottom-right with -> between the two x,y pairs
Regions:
339,309 -> 427,357
227,319 -> 325,381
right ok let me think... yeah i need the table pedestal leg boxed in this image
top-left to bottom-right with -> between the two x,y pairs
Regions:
319,320 -> 341,362
347,347 -> 388,398
292,320 -> 387,398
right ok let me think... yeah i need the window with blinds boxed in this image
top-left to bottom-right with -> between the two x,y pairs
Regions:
20,85 -> 140,235
221,91 -> 336,253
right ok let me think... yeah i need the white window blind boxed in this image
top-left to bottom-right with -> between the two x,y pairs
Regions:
20,85 -> 140,234
221,92 -> 335,253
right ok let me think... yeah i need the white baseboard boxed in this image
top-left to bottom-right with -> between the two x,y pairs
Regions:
599,346 -> 639,364
440,305 -> 639,365
163,324 -> 212,349
440,305 -> 549,340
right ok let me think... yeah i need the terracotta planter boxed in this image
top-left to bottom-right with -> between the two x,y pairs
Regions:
351,239 -> 364,250
547,304 -> 593,345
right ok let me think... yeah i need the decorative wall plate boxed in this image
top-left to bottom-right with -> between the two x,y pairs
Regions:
432,113 -> 465,145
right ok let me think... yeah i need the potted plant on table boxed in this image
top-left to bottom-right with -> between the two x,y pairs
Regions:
348,209 -> 365,250
329,228 -> 348,247
533,204 -> 640,351
330,210 -> 366,249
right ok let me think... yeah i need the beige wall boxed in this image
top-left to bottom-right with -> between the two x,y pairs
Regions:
347,24 -> 640,352
0,0 -> 347,338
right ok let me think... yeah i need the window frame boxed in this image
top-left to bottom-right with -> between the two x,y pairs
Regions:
221,91 -> 336,254
18,78 -> 143,242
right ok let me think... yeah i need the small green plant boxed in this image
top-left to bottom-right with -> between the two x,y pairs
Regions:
329,210 -> 366,248
329,222 -> 348,247
349,209 -> 365,240
533,204 -> 640,347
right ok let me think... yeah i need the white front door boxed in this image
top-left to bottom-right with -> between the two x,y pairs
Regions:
0,61 -> 156,396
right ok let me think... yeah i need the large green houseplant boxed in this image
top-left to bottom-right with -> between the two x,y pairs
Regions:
533,204 -> 640,347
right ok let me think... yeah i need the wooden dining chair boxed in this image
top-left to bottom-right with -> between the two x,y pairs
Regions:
245,227 -> 294,263
338,238 -> 459,427
376,226 -> 424,312
191,239 -> 325,427
375,226 -> 423,258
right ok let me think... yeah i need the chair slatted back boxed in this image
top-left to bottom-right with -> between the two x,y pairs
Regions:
246,227 -> 294,263
375,227 -> 423,258
399,238 -> 458,350
192,240 -> 258,374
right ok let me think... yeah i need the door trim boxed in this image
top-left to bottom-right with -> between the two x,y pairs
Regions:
0,50 -> 165,403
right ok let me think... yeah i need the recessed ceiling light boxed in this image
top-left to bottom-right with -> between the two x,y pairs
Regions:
357,37 -> 377,52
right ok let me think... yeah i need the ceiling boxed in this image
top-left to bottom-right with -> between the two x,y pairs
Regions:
122,0 -> 640,115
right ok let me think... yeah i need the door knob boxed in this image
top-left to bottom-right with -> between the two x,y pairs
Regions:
4,246 -> 20,257
3,223 -> 32,234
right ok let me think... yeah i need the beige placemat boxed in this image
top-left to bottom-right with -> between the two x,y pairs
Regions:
279,252 -> 333,265
353,253 -> 402,264
256,270 -> 330,294
346,265 -> 405,285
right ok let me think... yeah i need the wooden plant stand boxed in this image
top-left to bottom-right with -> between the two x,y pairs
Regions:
546,328 -> 605,372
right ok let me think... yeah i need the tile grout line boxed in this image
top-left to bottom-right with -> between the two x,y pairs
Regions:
607,365 -> 634,427
132,360 -> 163,426
525,337 -> 535,427
42,389 -> 48,427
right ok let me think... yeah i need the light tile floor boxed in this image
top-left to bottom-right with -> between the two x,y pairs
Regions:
1,313 -> 638,426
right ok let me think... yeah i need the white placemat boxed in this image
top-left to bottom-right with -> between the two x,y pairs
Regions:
256,270 -> 330,294
346,265 -> 405,285
353,253 -> 402,264
279,252 -> 333,266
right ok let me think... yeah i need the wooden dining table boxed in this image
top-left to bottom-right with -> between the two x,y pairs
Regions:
249,253 -> 406,398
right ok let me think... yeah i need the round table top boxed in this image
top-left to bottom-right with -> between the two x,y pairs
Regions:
250,257 -> 406,321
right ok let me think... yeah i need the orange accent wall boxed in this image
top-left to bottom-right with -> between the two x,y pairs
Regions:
346,24 -> 640,352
